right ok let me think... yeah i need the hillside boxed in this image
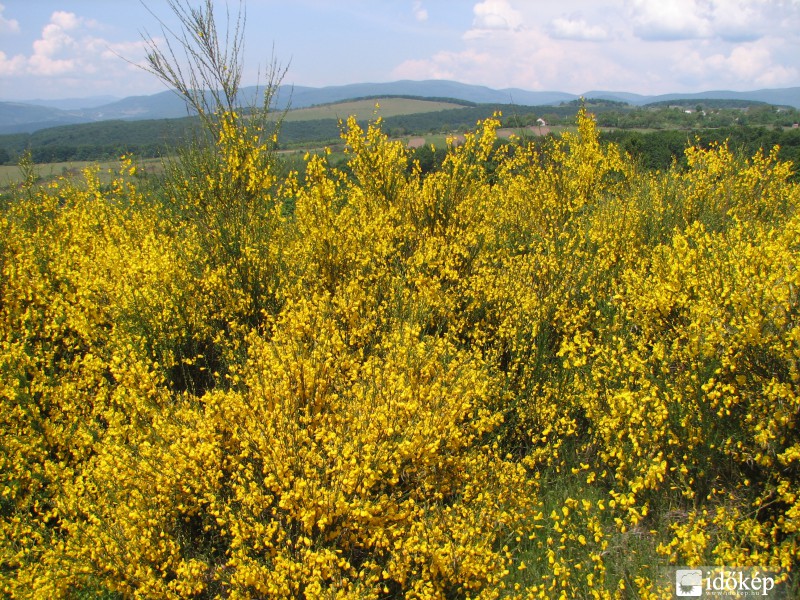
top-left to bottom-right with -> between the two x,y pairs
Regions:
0,98 -> 513,162
280,97 -> 471,122
3,80 -> 799,134
2,95 -> 799,170
0,102 -> 89,134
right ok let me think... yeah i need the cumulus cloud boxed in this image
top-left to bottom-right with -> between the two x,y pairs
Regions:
29,12 -> 84,76
708,1 -> 765,42
393,48 -> 492,82
465,0 -> 523,38
392,20 -> 630,93
1,10 -> 156,98
0,50 -> 25,76
412,1 -> 428,22
628,0 -> 774,42
395,1 -> 523,84
390,0 -> 799,95
49,10 -> 82,31
674,42 -> 798,89
0,3 -> 19,33
550,17 -> 610,41
628,0 -> 711,40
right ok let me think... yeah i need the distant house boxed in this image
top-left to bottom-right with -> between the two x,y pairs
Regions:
793,123 -> 799,129
536,118 -> 547,126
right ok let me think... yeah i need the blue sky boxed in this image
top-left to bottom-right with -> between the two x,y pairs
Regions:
1,0 -> 799,101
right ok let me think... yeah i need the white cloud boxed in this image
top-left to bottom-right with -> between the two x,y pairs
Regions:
0,50 -> 25,76
389,0 -> 800,95
5,0 -> 796,101
0,3 -> 19,33
708,1 -> 765,42
50,10 -> 82,31
628,0 -> 711,41
466,0 -> 523,37
550,17 -> 610,41
412,1 -> 428,22
29,12 -> 83,75
393,48 -> 492,82
627,0 -> 778,42
673,42 -> 798,89
393,24 -> 627,93
1,10 -> 157,98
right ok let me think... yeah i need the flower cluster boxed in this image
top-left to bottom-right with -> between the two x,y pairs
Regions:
1,106 -> 798,598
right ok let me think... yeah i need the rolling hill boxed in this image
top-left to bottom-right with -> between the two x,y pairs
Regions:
3,81 -> 799,134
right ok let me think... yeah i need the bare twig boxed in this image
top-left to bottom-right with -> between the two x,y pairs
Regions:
138,0 -> 288,137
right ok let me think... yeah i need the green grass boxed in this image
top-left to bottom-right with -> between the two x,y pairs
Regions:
0,157 -> 164,190
280,97 -> 467,122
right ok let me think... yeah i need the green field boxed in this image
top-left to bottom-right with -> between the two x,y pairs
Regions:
2,95 -> 799,187
0,157 -> 164,190
280,97 -> 467,122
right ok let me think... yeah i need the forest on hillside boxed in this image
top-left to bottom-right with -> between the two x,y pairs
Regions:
1,97 -> 799,177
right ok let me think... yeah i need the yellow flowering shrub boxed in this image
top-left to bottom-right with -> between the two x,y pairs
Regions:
1,103 -> 798,598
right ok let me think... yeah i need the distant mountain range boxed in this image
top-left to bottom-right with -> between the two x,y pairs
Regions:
2,80 -> 799,134
17,95 -> 120,111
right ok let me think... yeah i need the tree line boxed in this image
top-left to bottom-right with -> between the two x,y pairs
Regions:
1,100 -> 798,183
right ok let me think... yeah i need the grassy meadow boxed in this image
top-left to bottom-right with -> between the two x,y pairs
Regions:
0,157 -> 165,192
279,98 -> 468,122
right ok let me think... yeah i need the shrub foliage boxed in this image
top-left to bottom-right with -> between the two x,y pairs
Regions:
1,4 -> 799,599
2,101 -> 798,599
